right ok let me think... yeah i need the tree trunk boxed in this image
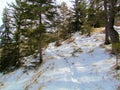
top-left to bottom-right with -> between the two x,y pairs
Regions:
75,0 -> 79,32
103,0 -> 110,45
38,12 -> 43,64
38,33 -> 42,64
104,24 -> 110,44
107,0 -> 120,53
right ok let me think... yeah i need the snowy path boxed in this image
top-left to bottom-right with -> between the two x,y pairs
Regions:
0,32 -> 120,90
41,33 -> 120,90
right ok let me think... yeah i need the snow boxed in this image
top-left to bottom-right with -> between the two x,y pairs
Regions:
0,28 -> 120,90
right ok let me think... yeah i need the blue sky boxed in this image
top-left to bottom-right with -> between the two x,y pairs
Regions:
0,0 -> 72,26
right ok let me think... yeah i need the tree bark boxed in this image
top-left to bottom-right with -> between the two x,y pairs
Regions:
38,12 -> 43,64
103,0 -> 110,45
107,0 -> 120,53
38,33 -> 42,64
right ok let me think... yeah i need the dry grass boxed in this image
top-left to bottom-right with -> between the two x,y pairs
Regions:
91,27 -> 105,34
24,71 -> 43,90
115,21 -> 120,26
65,38 -> 75,44
37,85 -> 45,90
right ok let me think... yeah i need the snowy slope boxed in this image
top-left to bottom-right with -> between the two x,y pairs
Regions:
0,29 -> 120,90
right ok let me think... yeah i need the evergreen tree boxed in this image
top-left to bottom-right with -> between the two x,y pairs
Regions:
27,0 -> 56,63
10,0 -> 26,62
70,0 -> 91,34
10,0 -> 36,57
77,0 -> 91,35
59,2 -> 70,39
1,8 -> 12,47
88,0 -> 105,27
71,0 -> 82,32
0,7 -> 20,72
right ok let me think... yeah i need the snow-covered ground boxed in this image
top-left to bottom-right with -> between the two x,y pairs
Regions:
0,28 -> 120,90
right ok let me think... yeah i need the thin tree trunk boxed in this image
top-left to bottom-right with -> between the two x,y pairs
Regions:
16,22 -> 21,66
75,0 -> 79,32
38,12 -> 43,64
38,33 -> 42,64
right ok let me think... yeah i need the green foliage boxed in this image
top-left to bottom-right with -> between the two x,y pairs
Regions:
87,0 -> 106,27
42,33 -> 57,47
0,43 -> 21,72
0,7 -> 21,72
81,22 -> 91,35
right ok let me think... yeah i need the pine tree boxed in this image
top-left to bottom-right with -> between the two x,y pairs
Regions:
87,0 -> 105,27
27,0 -> 56,64
1,8 -> 12,47
71,0 -> 82,32
70,0 -> 90,34
59,2 -> 70,39
0,7 -> 20,72
9,0 -> 35,57
10,0 -> 26,62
